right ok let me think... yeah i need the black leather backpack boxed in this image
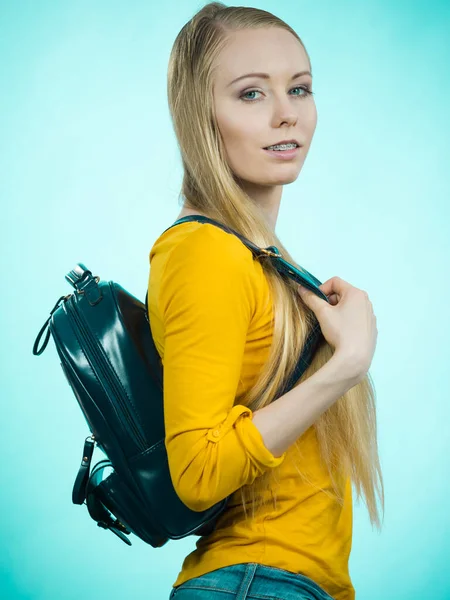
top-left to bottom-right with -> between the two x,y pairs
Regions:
32,215 -> 328,547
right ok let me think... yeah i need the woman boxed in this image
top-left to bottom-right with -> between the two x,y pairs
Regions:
147,3 -> 384,599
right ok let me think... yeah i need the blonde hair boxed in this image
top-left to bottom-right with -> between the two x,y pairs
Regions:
167,1 -> 384,530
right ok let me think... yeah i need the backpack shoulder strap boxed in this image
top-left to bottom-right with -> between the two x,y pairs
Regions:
146,215 -> 328,395
147,214 -> 328,303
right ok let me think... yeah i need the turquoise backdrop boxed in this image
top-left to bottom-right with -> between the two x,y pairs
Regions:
1,0 -> 449,598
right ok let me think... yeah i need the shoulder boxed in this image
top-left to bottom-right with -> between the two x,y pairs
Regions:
164,222 -> 255,272
158,222 -> 259,319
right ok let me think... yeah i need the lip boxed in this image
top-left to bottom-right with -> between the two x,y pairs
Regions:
262,145 -> 300,160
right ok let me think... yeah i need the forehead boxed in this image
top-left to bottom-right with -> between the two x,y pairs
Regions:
213,27 -> 309,85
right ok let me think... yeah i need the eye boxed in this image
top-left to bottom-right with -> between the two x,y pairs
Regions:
239,85 -> 314,103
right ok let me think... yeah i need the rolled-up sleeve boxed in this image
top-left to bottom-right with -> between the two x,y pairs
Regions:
157,224 -> 286,512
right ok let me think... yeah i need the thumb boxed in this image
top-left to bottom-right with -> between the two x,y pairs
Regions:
298,284 -> 312,300
298,284 -> 326,307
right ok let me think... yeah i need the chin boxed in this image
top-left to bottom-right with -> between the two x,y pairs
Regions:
266,171 -> 301,185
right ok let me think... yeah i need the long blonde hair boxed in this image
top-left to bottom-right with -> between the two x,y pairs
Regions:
167,2 -> 384,530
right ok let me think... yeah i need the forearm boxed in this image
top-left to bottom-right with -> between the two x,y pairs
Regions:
251,353 -> 362,458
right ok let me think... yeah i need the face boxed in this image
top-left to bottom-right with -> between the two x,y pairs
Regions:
212,27 -> 317,188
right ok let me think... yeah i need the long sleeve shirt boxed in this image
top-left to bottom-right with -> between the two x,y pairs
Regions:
148,219 -> 355,600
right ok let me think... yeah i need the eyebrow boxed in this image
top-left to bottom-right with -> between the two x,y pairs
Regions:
227,70 -> 312,87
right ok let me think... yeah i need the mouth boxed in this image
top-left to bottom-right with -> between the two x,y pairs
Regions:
263,139 -> 301,150
262,144 -> 301,159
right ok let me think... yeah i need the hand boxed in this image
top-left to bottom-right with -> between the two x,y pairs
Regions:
298,276 -> 378,378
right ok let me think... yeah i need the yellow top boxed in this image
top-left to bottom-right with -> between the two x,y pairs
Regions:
148,220 -> 355,600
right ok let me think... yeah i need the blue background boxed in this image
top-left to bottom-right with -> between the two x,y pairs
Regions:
1,1 -> 449,598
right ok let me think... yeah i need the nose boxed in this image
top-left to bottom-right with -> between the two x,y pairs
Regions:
271,99 -> 298,128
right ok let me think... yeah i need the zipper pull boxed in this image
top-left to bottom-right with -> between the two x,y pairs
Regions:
72,435 -> 96,505
32,294 -> 72,356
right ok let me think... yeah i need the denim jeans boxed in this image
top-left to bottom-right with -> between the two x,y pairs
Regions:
169,563 -> 335,599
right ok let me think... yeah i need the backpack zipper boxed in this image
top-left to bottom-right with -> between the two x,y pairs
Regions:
65,297 -> 147,451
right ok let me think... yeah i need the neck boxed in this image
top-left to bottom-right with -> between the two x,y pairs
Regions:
176,184 -> 282,232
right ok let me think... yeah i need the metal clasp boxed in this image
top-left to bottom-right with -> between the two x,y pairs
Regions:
76,275 -> 100,295
259,246 -> 282,258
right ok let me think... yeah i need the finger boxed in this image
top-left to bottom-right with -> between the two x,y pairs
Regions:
328,293 -> 339,306
320,276 -> 347,299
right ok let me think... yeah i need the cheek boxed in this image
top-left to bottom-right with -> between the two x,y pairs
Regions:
221,121 -> 256,152
306,103 -> 318,132
216,104 -> 261,150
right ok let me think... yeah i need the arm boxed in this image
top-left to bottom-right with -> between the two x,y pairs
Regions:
158,225 -> 361,511
159,225 -> 285,512
251,353 -> 362,458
